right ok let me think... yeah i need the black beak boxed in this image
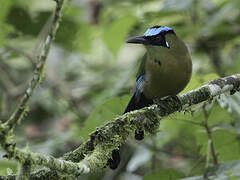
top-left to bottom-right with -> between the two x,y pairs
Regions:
126,36 -> 149,45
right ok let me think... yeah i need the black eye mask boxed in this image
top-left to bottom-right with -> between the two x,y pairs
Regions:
145,35 -> 170,48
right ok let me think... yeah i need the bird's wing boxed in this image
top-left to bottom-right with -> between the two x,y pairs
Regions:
135,75 -> 146,98
123,53 -> 153,114
123,75 -> 152,114
136,53 -> 147,80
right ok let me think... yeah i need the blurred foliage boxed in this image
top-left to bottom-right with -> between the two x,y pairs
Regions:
143,168 -> 185,179
0,0 -> 240,179
77,95 -> 129,140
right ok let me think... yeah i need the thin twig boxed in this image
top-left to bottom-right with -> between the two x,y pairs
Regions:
202,105 -> 218,167
5,45 -> 36,66
3,0 -> 64,132
0,65 -> 27,97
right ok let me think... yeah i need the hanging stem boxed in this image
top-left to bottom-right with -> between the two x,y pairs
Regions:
202,105 -> 218,167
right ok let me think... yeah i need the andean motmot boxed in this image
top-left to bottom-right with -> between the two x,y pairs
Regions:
107,26 -> 192,170
124,25 -> 192,114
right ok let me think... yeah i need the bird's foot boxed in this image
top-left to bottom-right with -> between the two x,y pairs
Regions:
154,95 -> 182,116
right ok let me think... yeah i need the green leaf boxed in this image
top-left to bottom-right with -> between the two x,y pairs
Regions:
193,104 -> 236,161
102,15 -> 137,55
193,104 -> 232,126
181,160 -> 240,180
79,95 -> 130,140
160,104 -> 232,156
213,130 -> 240,162
181,73 -> 219,94
143,168 -> 185,180
160,112 -> 197,141
181,74 -> 203,94
56,20 -> 93,52
73,23 -> 93,52
196,129 -> 240,162
229,176 -> 240,180
0,159 -> 17,175
0,0 -> 13,47
0,0 -> 12,21
159,111 -> 201,156
0,23 -> 13,47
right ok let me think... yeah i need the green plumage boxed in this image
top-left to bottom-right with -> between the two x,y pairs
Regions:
143,33 -> 192,99
124,26 -> 192,114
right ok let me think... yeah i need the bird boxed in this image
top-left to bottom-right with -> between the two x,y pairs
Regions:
107,26 -> 192,170
123,25 -> 192,114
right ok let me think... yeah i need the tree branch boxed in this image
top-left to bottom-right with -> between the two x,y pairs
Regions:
0,0 -> 239,178
0,70 -> 239,178
202,106 -> 218,167
2,0 -> 64,132
30,74 -> 240,179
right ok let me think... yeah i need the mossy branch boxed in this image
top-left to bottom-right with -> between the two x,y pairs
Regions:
0,0 -> 239,178
62,74 -> 240,161
0,0 -> 66,179
2,0 -> 64,132
0,70 -> 240,177
29,74 -> 240,179
17,161 -> 31,180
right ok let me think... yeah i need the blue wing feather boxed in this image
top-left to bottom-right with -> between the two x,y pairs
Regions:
123,75 -> 153,114
135,75 -> 146,98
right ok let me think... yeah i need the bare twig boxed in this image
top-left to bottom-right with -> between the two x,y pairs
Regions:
202,106 -> 218,167
0,65 -> 27,97
3,0 -> 64,131
5,45 -> 36,66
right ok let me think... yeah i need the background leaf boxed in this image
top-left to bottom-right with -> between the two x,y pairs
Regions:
77,95 -> 130,140
143,168 -> 185,180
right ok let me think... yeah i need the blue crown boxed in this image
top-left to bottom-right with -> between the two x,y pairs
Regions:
144,26 -> 173,37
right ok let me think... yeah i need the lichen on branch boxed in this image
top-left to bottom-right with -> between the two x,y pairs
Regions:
0,0 -> 240,179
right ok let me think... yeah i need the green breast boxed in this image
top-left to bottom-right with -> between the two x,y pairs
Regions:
142,34 -> 192,99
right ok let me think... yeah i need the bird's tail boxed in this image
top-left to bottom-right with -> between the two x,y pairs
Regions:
123,92 -> 153,114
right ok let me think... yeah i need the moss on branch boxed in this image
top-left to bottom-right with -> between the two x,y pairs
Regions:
0,0 -> 240,178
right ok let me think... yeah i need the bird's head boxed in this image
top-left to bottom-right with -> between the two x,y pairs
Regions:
126,26 -> 175,48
